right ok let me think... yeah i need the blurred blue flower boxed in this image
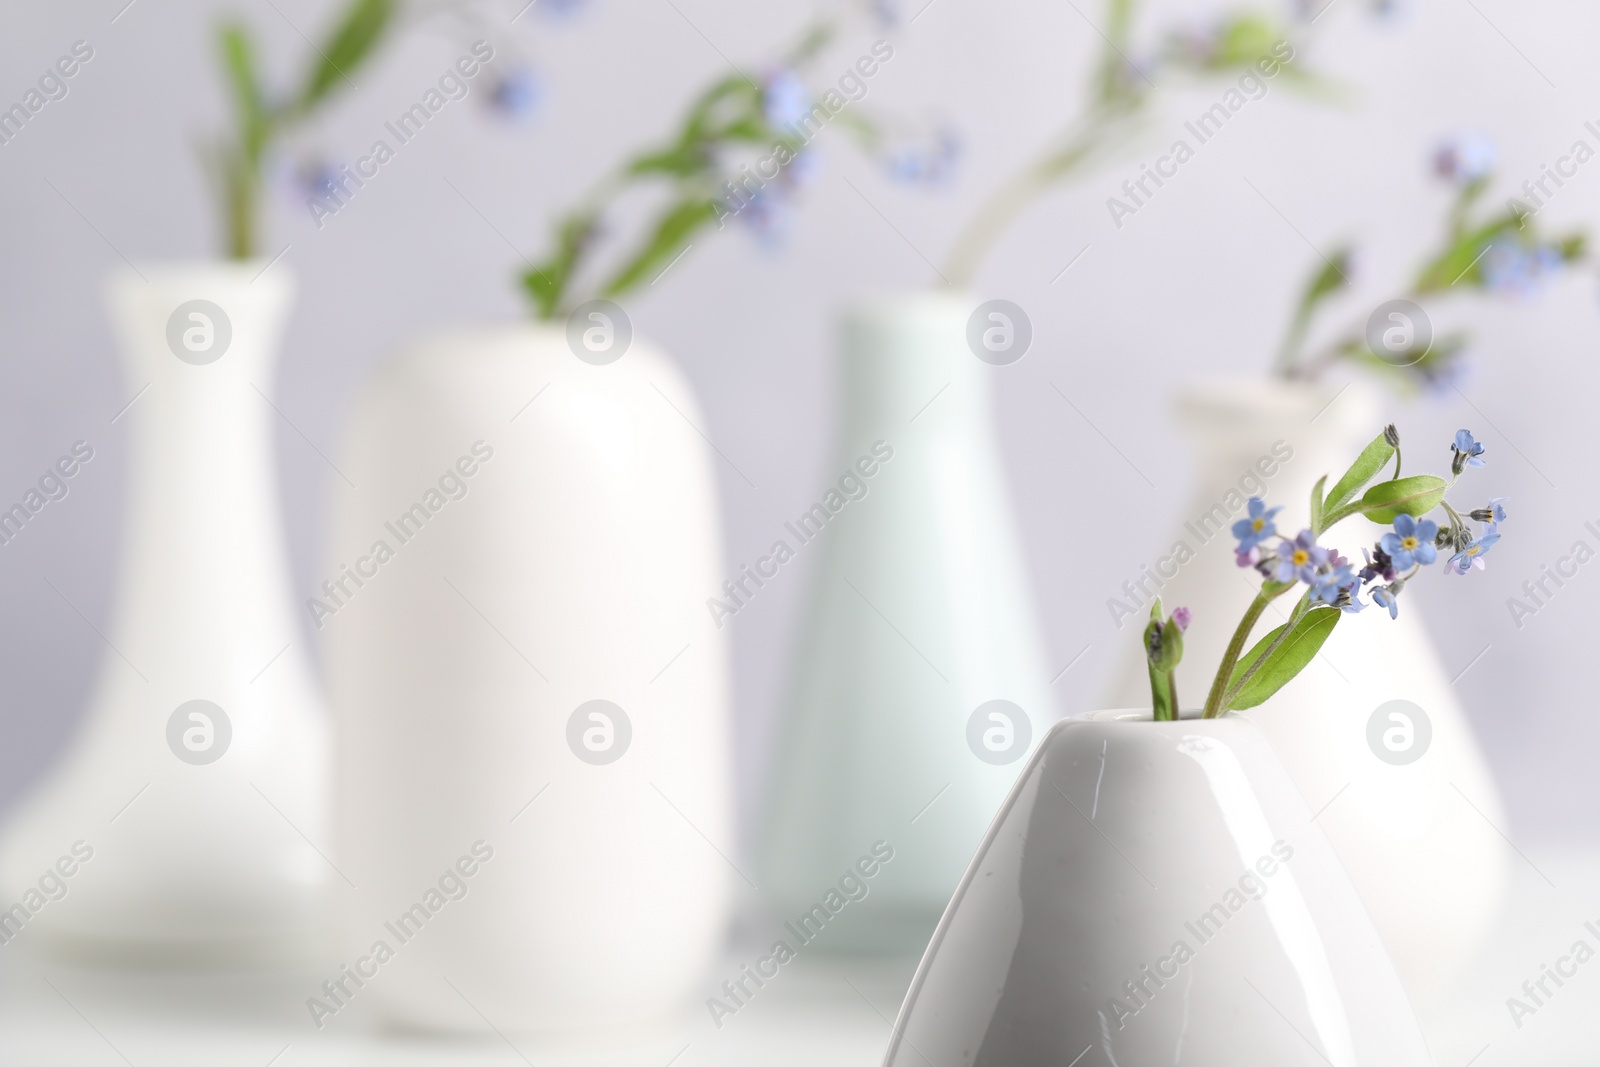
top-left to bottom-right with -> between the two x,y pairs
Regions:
763,69 -> 812,130
487,65 -> 542,121
739,184 -> 795,249
294,158 -> 343,201
1481,237 -> 1563,297
1232,496 -> 1282,552
531,0 -> 588,20
1311,563 -> 1358,606
1432,132 -> 1495,184
867,0 -> 899,27
1371,584 -> 1400,618
784,146 -> 822,189
1380,514 -> 1438,570
885,125 -> 961,185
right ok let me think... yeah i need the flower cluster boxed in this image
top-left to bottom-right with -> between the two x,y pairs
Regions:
1234,428 -> 1505,623
1272,134 -> 1586,391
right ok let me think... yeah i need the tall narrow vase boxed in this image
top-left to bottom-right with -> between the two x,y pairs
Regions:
0,264 -> 328,959
1103,377 -> 1510,1003
759,292 -> 1054,953
325,326 -> 732,1034
885,710 -> 1433,1066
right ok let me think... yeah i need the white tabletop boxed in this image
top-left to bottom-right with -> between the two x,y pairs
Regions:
2,847 -> 1595,1066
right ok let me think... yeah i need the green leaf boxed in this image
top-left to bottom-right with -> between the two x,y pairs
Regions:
219,23 -> 271,155
1302,249 -> 1352,306
1323,431 -> 1394,516
296,0 -> 395,114
1226,606 -> 1340,710
1309,474 -> 1327,535
601,197 -> 718,298
1414,216 -> 1522,293
522,212 -> 597,320
1359,475 -> 1448,524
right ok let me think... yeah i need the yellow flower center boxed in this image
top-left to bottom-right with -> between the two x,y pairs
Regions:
1401,536 -> 1418,551
1291,549 -> 1309,566
1252,518 -> 1265,532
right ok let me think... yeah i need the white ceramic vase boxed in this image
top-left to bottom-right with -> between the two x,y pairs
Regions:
759,292 -> 1054,953
885,709 -> 1433,1066
0,263 -> 328,959
325,325 -> 732,1035
1102,377 -> 1509,1004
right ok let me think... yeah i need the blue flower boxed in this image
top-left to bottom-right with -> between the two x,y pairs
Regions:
1273,530 -> 1328,585
1231,497 -> 1282,552
1379,514 -> 1439,570
1451,428 -> 1487,474
1371,585 -> 1400,619
1432,132 -> 1494,185
885,126 -> 961,186
1310,563 -> 1357,606
532,0 -> 588,18
1321,567 -> 1367,613
762,69 -> 812,130
1472,497 -> 1509,524
487,66 -> 542,122
738,185 -> 794,249
1481,237 -> 1563,298
293,158 -> 343,201
1445,530 -> 1500,575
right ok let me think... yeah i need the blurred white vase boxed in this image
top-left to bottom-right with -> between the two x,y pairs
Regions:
1102,377 -> 1510,1004
0,263 -> 328,960
886,710 -> 1434,1066
326,325 -> 732,1034
759,292 -> 1054,953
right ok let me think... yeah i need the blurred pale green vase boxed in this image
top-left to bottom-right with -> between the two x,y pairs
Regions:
758,291 -> 1054,953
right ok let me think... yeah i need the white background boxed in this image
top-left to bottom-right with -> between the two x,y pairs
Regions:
1,0 -> 1597,851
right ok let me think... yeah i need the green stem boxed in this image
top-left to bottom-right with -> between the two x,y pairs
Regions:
1219,594 -> 1309,710
1202,589 -> 1275,718
1148,655 -> 1178,721
941,117 -> 1114,287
